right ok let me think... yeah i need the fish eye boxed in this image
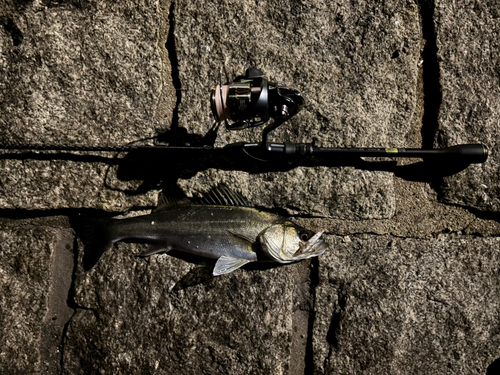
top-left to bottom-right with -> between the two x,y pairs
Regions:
299,232 -> 309,242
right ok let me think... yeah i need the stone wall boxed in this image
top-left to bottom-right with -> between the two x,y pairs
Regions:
1,0 -> 499,374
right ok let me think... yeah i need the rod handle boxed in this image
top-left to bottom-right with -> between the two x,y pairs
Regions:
440,144 -> 488,163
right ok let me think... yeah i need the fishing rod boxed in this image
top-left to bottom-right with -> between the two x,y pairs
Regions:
0,67 -> 488,167
209,67 -> 487,164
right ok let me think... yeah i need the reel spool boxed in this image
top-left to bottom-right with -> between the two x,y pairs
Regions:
210,67 -> 305,130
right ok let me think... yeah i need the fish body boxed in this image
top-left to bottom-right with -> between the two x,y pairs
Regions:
80,186 -> 326,275
101,205 -> 281,261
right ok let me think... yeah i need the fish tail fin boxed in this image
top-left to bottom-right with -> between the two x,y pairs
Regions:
73,217 -> 117,271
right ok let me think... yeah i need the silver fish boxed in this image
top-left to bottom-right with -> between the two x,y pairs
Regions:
79,185 -> 327,276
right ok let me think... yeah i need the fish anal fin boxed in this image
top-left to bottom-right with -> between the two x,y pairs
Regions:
139,244 -> 172,257
213,256 -> 251,276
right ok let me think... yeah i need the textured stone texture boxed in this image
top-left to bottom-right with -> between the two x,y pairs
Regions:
0,0 -> 171,210
178,167 -> 396,219
314,234 -> 500,374
0,157 -> 158,210
0,0 -> 164,147
434,1 -> 500,210
0,218 -> 73,374
62,242 -> 302,375
294,178 -> 500,240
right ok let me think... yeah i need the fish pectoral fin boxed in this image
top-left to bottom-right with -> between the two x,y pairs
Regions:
226,230 -> 255,248
213,256 -> 251,276
138,244 -> 172,257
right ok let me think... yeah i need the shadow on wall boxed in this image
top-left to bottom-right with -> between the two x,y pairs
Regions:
0,123 -> 480,197
487,358 -> 500,375
116,121 -> 481,193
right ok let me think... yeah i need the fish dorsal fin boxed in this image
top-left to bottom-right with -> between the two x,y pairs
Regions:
195,184 -> 251,207
153,191 -> 192,212
155,184 -> 250,212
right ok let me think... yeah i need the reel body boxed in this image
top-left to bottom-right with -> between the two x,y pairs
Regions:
210,67 -> 305,130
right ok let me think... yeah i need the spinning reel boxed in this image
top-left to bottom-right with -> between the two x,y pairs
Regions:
211,67 -> 304,131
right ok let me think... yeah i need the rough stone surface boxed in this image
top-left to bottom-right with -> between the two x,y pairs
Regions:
0,0 -> 499,374
294,178 -> 499,239
0,218 -> 74,374
434,1 -> 500,211
62,242 -> 303,375
0,156 -> 158,210
178,167 -> 396,219
172,0 -> 421,218
314,234 -> 500,374
0,0 -> 171,210
0,0 -> 164,146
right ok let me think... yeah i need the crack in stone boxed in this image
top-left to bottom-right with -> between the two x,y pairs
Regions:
427,295 -> 448,306
418,0 -> 443,149
166,1 -> 181,129
37,230 -> 76,375
304,257 -> 320,375
0,17 -> 24,46
441,201 -> 500,224
58,235 -> 80,375
58,235 -> 104,374
59,311 -> 75,375
321,281 -> 350,373
326,282 -> 350,349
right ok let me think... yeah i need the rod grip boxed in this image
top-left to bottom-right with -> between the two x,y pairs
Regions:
442,144 -> 488,163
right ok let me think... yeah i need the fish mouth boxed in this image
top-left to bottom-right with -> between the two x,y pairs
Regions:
293,230 -> 327,258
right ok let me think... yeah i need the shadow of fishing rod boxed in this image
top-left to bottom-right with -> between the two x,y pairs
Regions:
0,129 -> 486,196
116,143 -> 483,185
